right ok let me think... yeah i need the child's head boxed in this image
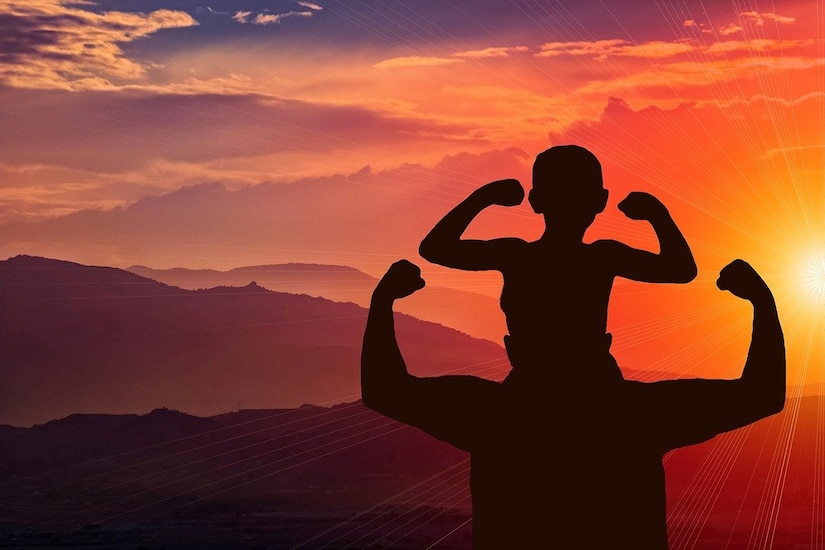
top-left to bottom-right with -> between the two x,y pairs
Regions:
528,145 -> 608,230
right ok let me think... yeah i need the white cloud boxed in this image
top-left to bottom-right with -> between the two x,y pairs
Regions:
232,11 -> 252,23
374,56 -> 463,70
377,46 -> 530,69
254,11 -> 311,25
706,39 -> 811,55
231,7 -> 317,26
719,23 -> 743,36
207,7 -> 232,16
537,39 -> 626,59
297,1 -> 323,10
537,39 -> 696,61
0,1 -> 197,89
762,12 -> 795,25
739,11 -> 795,26
740,11 -> 764,25
684,19 -> 712,33
453,46 -> 529,59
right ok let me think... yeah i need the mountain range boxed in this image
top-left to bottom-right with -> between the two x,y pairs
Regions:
127,262 -> 506,343
1,254 -> 820,548
0,255 -> 507,427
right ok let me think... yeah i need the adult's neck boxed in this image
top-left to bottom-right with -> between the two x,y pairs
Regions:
539,225 -> 588,245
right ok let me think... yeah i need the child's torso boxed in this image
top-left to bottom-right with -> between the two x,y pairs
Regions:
500,240 -> 614,348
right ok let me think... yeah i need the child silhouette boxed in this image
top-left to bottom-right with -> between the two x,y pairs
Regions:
419,145 -> 697,382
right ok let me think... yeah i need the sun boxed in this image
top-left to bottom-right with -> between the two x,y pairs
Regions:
778,245 -> 825,317
800,252 -> 825,304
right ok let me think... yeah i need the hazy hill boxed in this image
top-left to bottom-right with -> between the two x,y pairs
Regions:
126,263 -> 376,298
127,263 -> 507,343
0,255 -> 507,427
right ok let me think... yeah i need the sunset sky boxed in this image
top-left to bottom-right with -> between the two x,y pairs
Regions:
1,0 -> 824,387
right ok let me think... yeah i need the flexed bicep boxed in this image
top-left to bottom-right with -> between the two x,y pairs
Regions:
420,179 -> 524,271
361,260 -> 499,451
643,260 -> 785,451
422,237 -> 523,271
612,192 -> 697,283
602,239 -> 696,284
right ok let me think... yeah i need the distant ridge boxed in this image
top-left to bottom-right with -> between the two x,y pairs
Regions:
127,262 -> 507,342
1,256 -> 507,427
5,254 -> 179,299
127,262 -> 370,293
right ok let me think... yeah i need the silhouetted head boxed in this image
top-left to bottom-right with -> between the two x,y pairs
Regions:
528,145 -> 608,233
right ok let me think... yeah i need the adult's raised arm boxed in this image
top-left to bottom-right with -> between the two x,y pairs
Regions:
360,260 -> 425,416
361,260 -> 499,451
647,259 -> 786,450
715,259 -> 785,423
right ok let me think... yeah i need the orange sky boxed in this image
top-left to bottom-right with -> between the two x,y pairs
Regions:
0,0 -> 823,388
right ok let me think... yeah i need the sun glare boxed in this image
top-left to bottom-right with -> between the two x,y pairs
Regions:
778,245 -> 825,319
801,252 -> 825,304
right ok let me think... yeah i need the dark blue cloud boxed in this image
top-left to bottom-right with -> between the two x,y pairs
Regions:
67,0 -> 666,56
0,13 -> 78,62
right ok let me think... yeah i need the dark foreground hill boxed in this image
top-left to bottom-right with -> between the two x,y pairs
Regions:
0,396 -> 821,549
0,403 -> 470,548
0,255 -> 507,427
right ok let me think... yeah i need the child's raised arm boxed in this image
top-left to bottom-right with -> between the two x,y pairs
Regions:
419,179 -> 524,271
605,191 -> 697,283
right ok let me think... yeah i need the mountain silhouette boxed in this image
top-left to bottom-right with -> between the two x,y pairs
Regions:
0,255 -> 506,427
0,402 -> 470,548
126,263 -> 376,295
128,262 -> 506,343
0,397 -> 816,548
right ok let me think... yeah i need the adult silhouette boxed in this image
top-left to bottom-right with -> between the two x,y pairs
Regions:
361,259 -> 784,548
